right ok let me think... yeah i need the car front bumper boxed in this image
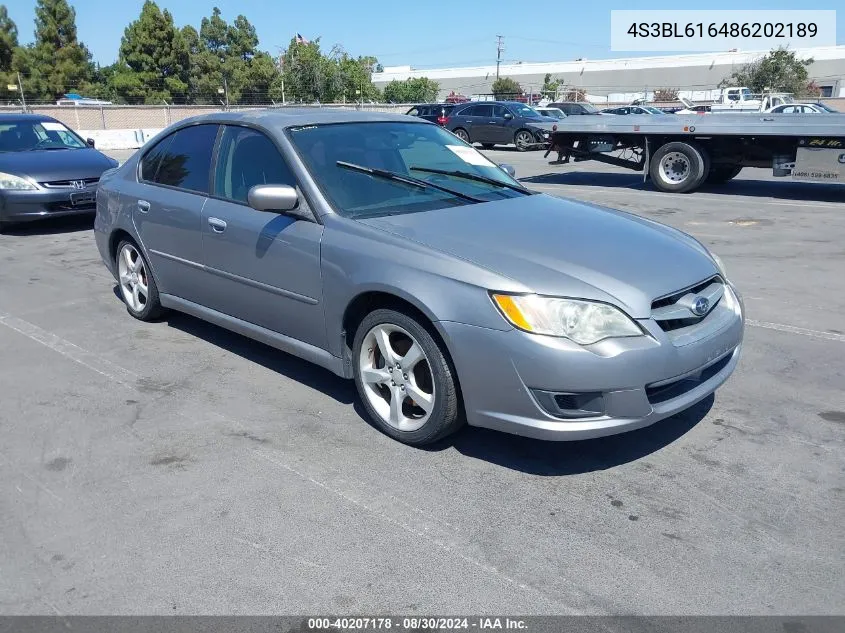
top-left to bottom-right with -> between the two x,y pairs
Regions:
437,286 -> 744,440
0,187 -> 97,223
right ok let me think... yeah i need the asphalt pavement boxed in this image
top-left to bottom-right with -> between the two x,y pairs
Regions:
0,147 -> 842,615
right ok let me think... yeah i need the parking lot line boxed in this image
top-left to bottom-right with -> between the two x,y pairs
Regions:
0,309 -> 138,387
746,319 -> 845,343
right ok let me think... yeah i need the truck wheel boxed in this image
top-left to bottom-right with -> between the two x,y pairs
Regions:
706,165 -> 743,184
649,142 -> 707,193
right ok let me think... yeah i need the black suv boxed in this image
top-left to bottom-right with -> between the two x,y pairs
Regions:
444,101 -> 555,151
405,103 -> 456,126
548,102 -> 601,116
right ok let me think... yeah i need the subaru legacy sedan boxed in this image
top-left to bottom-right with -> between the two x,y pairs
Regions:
0,114 -> 118,230
94,110 -> 744,446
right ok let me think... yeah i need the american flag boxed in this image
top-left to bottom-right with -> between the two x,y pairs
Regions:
295,33 -> 310,44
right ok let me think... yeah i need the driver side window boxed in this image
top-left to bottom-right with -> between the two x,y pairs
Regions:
213,126 -> 296,204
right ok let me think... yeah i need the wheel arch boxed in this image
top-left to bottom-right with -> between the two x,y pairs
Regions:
342,288 -> 466,417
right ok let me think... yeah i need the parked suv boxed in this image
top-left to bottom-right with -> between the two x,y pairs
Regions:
549,102 -> 601,116
405,103 -> 455,126
445,101 -> 555,151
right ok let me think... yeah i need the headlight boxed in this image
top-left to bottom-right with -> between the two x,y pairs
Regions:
492,293 -> 643,345
0,172 -> 36,191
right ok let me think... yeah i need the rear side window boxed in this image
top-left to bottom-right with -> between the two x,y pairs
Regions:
474,104 -> 493,117
457,105 -> 477,116
141,124 -> 219,193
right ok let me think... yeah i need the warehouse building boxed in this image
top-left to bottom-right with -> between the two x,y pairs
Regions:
372,45 -> 845,103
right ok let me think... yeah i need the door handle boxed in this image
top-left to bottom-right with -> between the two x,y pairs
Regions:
208,217 -> 227,233
137,200 -> 150,213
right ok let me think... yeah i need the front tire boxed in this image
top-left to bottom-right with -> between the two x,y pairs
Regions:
353,309 -> 462,446
649,141 -> 707,193
116,239 -> 164,321
514,129 -> 535,152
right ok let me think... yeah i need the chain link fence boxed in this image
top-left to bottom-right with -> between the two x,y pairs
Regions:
0,103 -> 415,131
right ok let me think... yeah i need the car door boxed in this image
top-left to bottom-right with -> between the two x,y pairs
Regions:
490,105 -> 515,143
451,104 -> 477,137
469,104 -> 494,142
200,125 -> 326,349
129,123 -> 219,304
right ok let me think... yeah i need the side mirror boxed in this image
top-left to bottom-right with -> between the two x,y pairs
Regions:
86,138 -> 96,148
503,112 -> 514,120
248,184 -> 299,213
499,163 -> 516,178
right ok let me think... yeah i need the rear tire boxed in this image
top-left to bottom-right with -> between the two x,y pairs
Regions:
452,128 -> 470,143
115,239 -> 164,321
649,142 -> 707,193
706,165 -> 743,184
353,308 -> 462,446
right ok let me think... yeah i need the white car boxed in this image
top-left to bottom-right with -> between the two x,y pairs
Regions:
764,103 -> 832,114
534,107 -> 566,120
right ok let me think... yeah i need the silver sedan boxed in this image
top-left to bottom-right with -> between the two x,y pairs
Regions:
95,109 -> 743,446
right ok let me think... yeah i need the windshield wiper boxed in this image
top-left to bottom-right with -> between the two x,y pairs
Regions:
409,166 -> 531,194
336,161 -> 484,203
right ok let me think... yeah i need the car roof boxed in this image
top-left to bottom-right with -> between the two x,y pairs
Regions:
0,113 -> 57,123
170,108 -> 421,129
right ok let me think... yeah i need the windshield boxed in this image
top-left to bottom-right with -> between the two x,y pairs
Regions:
642,106 -> 666,115
289,122 -> 528,218
0,120 -> 87,152
509,104 -> 543,119
580,103 -> 600,113
815,102 -> 837,112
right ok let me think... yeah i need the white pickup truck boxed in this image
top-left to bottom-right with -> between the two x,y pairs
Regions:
675,88 -> 793,114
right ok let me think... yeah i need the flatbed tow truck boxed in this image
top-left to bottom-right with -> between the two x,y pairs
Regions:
545,113 -> 845,193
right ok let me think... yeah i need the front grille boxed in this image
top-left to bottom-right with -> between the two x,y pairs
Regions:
645,353 -> 733,404
651,275 -> 723,332
39,177 -> 99,189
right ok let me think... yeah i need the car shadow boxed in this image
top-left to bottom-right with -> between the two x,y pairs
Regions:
111,284 -> 710,471
520,171 -> 845,203
425,394 -> 714,475
1,214 -> 94,236
162,310 -> 357,405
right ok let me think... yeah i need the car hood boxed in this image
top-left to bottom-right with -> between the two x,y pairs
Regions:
0,148 -> 116,182
358,194 -> 718,318
522,119 -> 556,130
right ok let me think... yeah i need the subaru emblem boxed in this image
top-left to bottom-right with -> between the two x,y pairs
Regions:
692,296 -> 710,316
71,180 -> 85,190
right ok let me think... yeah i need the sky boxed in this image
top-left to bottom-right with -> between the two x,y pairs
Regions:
3,0 -> 844,69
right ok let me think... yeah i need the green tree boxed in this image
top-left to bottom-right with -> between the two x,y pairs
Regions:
282,36 -> 342,103
492,76 -> 521,100
14,0 -> 94,101
382,77 -> 439,103
720,47 -> 813,97
0,5 -> 18,71
541,73 -> 560,99
336,49 -> 380,102
113,0 -> 189,103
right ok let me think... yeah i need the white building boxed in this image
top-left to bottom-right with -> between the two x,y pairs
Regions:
372,46 -> 845,103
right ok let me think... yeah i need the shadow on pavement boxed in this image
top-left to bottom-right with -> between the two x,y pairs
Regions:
520,171 -> 845,203
111,284 -> 712,472
161,309 -> 357,406
429,394 -> 714,475
1,214 -> 94,236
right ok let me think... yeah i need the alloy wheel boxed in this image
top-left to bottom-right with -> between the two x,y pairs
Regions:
358,323 -> 435,432
117,243 -> 149,313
